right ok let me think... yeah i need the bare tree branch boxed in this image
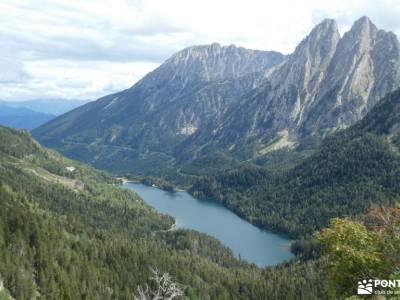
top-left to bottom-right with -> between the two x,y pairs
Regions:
134,268 -> 183,300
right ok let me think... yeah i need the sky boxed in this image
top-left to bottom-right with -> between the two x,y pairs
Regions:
1,0 -> 400,102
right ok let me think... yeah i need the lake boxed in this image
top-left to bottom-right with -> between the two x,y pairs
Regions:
123,182 -> 293,267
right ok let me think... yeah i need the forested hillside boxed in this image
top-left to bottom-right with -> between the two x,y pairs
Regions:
191,89 -> 400,238
0,125 -> 330,299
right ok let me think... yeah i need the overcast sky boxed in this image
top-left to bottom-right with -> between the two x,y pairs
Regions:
1,0 -> 400,101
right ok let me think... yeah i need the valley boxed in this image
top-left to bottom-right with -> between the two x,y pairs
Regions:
0,125 -> 327,299
2,7 -> 400,299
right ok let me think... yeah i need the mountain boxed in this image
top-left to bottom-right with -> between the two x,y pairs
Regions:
188,17 -> 400,159
33,17 -> 400,179
0,125 -> 329,299
191,88 -> 400,238
4,98 -> 89,116
301,16 -> 400,132
33,44 -> 285,175
0,101 -> 55,130
0,98 -> 89,130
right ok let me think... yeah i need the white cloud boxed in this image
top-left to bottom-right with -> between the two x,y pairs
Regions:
0,58 -> 31,84
0,60 -> 158,100
1,0 -> 400,101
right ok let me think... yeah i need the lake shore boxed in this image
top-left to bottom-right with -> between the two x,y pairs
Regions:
122,181 -> 294,267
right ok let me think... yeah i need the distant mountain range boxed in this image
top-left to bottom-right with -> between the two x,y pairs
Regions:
0,99 -> 89,130
3,99 -> 89,116
0,101 -> 54,130
33,17 -> 400,178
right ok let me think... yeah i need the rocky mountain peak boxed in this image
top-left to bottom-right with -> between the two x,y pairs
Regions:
263,19 -> 340,125
301,16 -> 400,133
341,16 -> 378,51
351,16 -> 377,33
169,43 -> 223,62
302,18 -> 340,48
297,18 -> 339,62
270,19 -> 340,85
163,43 -> 285,82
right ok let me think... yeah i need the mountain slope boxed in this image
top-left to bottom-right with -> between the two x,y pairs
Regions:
191,88 -> 400,238
0,101 -> 55,130
33,17 -> 400,179
33,44 -> 284,176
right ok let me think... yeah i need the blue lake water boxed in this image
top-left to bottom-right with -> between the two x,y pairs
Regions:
123,182 -> 293,267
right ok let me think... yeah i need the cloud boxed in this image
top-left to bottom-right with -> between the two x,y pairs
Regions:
0,58 -> 31,84
0,60 -> 159,101
1,0 -> 400,101
0,1 -> 188,64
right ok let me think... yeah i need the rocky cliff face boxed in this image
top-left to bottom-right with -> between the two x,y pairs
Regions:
33,17 -> 400,176
204,19 -> 341,153
302,16 -> 400,133
268,18 -> 340,124
165,43 -> 284,81
204,17 -> 400,157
